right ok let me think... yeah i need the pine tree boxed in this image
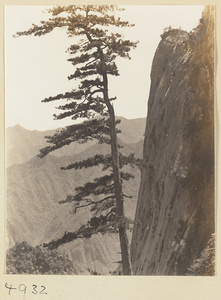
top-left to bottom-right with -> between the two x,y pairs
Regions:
15,5 -> 138,275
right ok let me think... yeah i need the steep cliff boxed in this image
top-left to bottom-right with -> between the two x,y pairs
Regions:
130,6 -> 215,275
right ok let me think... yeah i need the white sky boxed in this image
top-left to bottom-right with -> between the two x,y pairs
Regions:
5,5 -> 204,131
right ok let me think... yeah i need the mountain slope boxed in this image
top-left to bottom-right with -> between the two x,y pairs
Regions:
6,118 -> 143,274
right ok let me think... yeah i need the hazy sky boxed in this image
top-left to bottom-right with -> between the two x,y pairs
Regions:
5,5 -> 204,131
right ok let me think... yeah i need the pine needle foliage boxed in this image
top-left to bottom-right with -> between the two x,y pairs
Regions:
15,5 -> 138,275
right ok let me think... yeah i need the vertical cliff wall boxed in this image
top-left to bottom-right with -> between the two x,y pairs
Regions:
130,6 -> 215,275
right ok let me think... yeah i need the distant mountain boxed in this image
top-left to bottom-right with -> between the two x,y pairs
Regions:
6,117 -> 144,274
6,117 -> 145,167
117,117 -> 146,144
6,124 -> 94,167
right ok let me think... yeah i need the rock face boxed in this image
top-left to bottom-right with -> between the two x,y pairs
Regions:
130,6 -> 215,275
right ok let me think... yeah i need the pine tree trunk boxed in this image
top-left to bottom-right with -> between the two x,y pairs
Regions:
84,27 -> 132,274
102,72 -> 133,275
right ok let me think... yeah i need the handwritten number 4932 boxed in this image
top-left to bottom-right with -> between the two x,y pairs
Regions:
5,283 -> 47,296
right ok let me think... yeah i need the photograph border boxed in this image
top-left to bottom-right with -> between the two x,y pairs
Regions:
1,0 -> 220,299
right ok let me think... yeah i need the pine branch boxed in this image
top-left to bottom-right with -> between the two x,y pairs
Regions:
38,116 -> 123,158
38,118 -> 110,157
53,102 -> 107,120
42,90 -> 84,103
66,195 -> 115,213
119,153 -> 141,168
68,68 -> 98,80
67,52 -> 98,65
60,146 -> 136,172
60,147 -> 138,173
123,193 -> 133,199
43,211 -> 132,251
79,78 -> 104,89
59,193 -> 115,205
120,171 -> 134,181
43,212 -> 119,250
61,154 -> 112,170
66,43 -> 80,54
73,174 -> 115,199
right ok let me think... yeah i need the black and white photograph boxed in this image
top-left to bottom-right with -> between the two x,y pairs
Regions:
4,4 -> 215,278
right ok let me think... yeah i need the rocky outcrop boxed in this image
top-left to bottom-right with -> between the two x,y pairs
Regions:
130,6 -> 215,275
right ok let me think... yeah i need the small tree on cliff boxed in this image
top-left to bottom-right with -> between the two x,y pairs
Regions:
15,5 -> 138,275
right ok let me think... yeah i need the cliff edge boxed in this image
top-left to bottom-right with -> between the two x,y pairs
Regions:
130,6 -> 215,275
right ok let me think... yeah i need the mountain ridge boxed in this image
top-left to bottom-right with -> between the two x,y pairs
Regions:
6,117 -> 146,167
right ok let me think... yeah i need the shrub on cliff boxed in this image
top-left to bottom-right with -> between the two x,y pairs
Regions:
186,234 -> 215,276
